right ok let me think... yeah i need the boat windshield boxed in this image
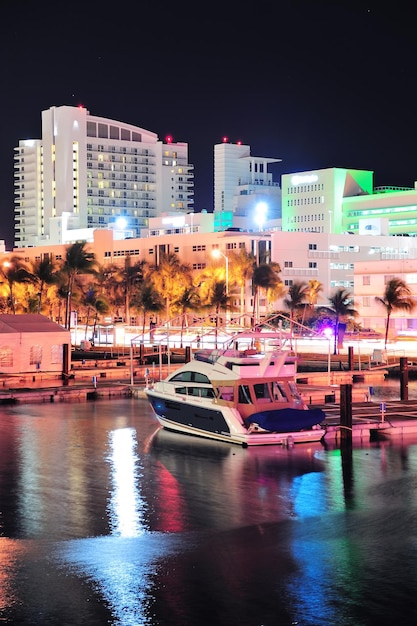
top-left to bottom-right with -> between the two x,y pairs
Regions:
253,383 -> 272,403
238,385 -> 252,404
288,381 -> 302,400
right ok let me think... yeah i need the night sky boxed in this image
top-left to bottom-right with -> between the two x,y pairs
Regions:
1,1 -> 416,249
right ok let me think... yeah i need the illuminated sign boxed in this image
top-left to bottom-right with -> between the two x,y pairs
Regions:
162,216 -> 185,227
291,174 -> 319,186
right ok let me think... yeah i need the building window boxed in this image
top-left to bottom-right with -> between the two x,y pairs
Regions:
363,276 -> 371,285
0,346 -> 13,367
51,344 -> 63,364
30,345 -> 42,365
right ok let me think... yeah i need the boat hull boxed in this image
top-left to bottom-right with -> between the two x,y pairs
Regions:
146,391 -> 325,447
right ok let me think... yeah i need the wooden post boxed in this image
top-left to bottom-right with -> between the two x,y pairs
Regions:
62,343 -> 70,386
348,346 -> 354,371
185,346 -> 191,362
400,357 -> 409,401
340,383 -> 352,444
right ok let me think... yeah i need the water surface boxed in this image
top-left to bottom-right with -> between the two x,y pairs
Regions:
1,397 -> 417,625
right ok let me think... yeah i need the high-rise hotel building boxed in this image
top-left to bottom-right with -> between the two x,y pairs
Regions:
14,105 -> 194,246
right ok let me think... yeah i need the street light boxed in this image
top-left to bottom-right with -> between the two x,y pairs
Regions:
255,201 -> 268,231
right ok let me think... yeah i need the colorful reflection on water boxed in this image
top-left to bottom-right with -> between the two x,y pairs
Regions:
1,398 -> 417,624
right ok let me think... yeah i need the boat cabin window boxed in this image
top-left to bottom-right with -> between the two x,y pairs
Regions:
238,385 -> 252,404
253,383 -> 272,403
288,381 -> 302,400
272,381 -> 288,402
218,386 -> 234,401
170,371 -> 211,384
175,386 -> 215,398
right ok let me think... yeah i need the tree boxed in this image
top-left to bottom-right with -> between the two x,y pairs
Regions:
172,284 -> 202,347
375,278 -> 416,348
206,280 -> 230,347
228,248 -> 255,320
252,263 -> 281,326
116,256 -> 146,324
81,286 -> 109,342
152,252 -> 192,323
0,256 -> 34,314
327,288 -> 358,354
130,281 -> 164,336
283,281 -> 309,344
31,257 -> 60,314
60,242 -> 97,329
307,279 -> 323,307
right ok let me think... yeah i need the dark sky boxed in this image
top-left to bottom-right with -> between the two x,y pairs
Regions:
1,1 -> 416,249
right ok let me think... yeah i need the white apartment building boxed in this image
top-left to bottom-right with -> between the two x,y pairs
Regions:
271,231 -> 417,309
214,141 -> 282,230
354,257 -> 417,336
14,106 -> 194,247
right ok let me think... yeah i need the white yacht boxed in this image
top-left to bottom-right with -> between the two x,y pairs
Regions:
145,330 -> 326,447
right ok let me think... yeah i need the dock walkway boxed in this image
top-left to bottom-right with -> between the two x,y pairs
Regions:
316,399 -> 417,444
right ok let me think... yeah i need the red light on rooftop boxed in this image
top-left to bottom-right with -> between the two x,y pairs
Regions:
237,140 -> 242,145
222,136 -> 228,143
166,135 -> 173,144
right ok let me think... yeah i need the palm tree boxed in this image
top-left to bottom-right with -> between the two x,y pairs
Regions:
81,286 -> 109,342
172,284 -> 202,347
327,288 -> 358,354
116,256 -> 146,324
283,281 -> 309,343
152,252 -> 192,323
206,280 -> 230,347
228,248 -> 255,321
375,278 -> 416,348
31,257 -> 59,314
0,256 -> 34,313
60,242 -> 97,329
307,279 -> 323,307
130,281 -> 164,336
252,263 -> 281,326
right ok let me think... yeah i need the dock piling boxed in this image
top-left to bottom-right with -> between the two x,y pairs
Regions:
340,383 -> 353,444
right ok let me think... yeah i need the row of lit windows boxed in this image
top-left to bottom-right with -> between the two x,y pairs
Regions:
284,261 -> 317,268
287,183 -> 325,193
88,153 -> 154,166
287,197 -> 325,206
103,250 -> 140,258
287,227 -> 325,233
288,213 -> 325,222
349,206 -> 417,217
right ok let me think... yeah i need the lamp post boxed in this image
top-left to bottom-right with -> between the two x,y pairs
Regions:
323,327 -> 332,386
